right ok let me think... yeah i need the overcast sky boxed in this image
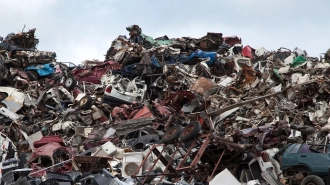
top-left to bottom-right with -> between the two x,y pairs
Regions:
1,0 -> 329,64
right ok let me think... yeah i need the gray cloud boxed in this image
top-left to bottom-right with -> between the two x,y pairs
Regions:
1,0 -> 329,64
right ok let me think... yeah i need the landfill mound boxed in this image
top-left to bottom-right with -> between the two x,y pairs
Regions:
0,25 -> 329,185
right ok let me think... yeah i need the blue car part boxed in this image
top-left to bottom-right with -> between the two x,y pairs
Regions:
183,50 -> 217,65
122,63 -> 144,75
25,63 -> 55,77
151,55 -> 161,67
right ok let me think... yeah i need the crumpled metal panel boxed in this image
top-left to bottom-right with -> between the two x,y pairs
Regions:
71,61 -> 121,84
190,77 -> 215,96
0,28 -> 39,51
160,91 -> 196,112
0,86 -> 24,112
112,117 -> 155,135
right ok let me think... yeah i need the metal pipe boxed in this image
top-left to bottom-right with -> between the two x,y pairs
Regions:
28,159 -> 73,176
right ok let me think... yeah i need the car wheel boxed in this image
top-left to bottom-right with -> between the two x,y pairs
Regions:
162,125 -> 182,144
81,109 -> 92,115
26,70 -> 39,81
64,77 -> 76,90
0,92 -> 8,102
180,121 -> 201,142
78,95 -> 93,110
301,175 -> 325,185
0,103 -> 7,108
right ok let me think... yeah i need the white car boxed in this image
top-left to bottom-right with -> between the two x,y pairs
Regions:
102,76 -> 147,105
248,148 -> 282,185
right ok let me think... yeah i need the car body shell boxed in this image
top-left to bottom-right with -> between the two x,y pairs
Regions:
277,143 -> 330,177
25,63 -> 55,77
102,79 -> 147,105
71,61 -> 121,84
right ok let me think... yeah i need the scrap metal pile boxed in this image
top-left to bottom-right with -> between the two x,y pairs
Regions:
0,25 -> 330,185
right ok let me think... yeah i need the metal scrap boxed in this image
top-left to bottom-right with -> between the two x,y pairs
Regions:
2,25 -> 330,185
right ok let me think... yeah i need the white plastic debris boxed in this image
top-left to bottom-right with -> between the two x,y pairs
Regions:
278,66 -> 290,74
291,73 -> 310,84
247,180 -> 261,185
92,141 -> 118,157
219,77 -> 233,87
284,54 -> 295,65
255,47 -> 269,57
122,152 -> 143,177
210,168 -> 241,185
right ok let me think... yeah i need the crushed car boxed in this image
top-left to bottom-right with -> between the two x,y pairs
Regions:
2,25 -> 330,185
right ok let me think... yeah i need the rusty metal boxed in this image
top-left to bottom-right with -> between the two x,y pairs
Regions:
140,145 -> 166,184
112,117 -> 155,135
132,144 -> 178,184
1,28 -> 38,50
5,24 -> 330,184
132,134 -> 244,184
208,150 -> 225,182
158,145 -> 181,182
29,159 -> 73,176
160,91 -> 196,112
173,134 -> 244,183
73,156 -> 113,172
176,135 -> 208,172
294,173 -> 304,181
190,77 -> 215,95
241,63 -> 256,86
173,134 -> 211,183
165,127 -> 179,138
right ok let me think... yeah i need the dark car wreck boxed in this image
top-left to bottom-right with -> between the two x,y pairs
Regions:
274,142 -> 330,185
0,28 -> 38,51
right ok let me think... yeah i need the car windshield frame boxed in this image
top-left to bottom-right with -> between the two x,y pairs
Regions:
290,144 -> 301,154
62,62 -> 77,68
291,143 -> 323,154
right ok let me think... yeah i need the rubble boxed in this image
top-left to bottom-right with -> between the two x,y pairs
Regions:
1,25 -> 330,185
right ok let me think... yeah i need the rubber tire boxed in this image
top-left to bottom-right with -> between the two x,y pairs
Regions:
26,70 -> 39,81
78,95 -> 93,110
64,77 -> 77,90
0,92 -> 8,102
180,121 -> 201,142
162,125 -> 183,144
0,103 -> 7,108
301,175 -> 324,185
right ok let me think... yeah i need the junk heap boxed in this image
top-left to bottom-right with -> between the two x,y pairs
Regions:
0,25 -> 329,185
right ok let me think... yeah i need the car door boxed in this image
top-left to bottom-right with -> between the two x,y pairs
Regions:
297,144 -> 330,176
